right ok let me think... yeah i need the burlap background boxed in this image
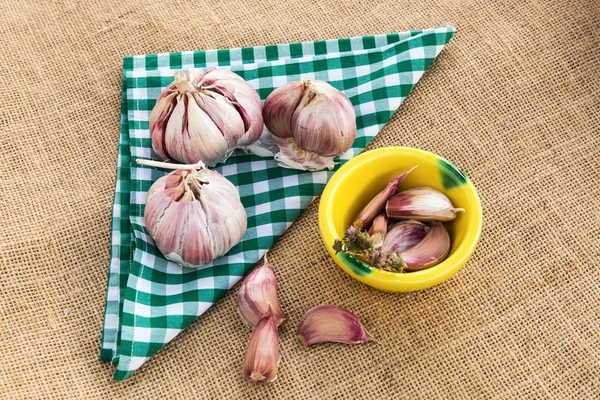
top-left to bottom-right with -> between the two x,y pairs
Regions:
1,0 -> 598,398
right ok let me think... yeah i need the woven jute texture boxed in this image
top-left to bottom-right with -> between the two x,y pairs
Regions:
1,0 -> 598,398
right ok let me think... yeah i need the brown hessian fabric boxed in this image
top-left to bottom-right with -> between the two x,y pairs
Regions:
0,0 -> 598,398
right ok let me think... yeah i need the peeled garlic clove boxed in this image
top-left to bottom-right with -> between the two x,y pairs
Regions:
353,166 -> 417,230
139,159 -> 247,268
242,309 -> 281,383
382,220 -> 428,253
149,69 -> 263,166
263,80 -> 356,171
402,221 -> 450,271
297,305 -> 375,348
368,213 -> 388,248
386,186 -> 465,222
238,253 -> 287,329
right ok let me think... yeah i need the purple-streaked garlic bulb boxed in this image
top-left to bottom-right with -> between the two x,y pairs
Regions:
262,80 -> 356,171
140,159 -> 247,268
150,69 -> 263,166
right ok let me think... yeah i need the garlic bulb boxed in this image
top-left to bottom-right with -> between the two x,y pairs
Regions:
297,305 -> 375,348
150,69 -> 263,166
139,159 -> 247,268
386,186 -> 465,222
262,80 -> 356,171
238,253 -> 287,329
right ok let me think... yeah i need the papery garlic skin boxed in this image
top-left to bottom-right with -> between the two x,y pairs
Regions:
386,186 -> 465,222
297,305 -> 375,348
353,166 -> 417,230
402,221 -> 450,271
242,309 -> 281,383
143,162 -> 247,268
382,220 -> 428,254
150,69 -> 263,166
238,254 -> 287,329
263,80 -> 356,171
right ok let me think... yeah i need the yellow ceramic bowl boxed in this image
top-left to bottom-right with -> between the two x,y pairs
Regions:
319,147 -> 482,292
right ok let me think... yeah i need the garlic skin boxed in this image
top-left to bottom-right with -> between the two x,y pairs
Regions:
242,309 -> 281,383
382,220 -> 428,254
368,213 -> 388,249
140,159 -> 247,268
402,221 -> 450,271
150,69 -> 263,166
263,80 -> 356,171
297,305 -> 375,348
386,186 -> 465,222
353,166 -> 417,230
238,253 -> 287,329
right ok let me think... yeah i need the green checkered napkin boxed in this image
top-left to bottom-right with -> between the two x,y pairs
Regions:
100,25 -> 455,380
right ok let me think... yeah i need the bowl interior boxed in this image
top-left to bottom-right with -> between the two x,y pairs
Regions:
319,147 -> 482,292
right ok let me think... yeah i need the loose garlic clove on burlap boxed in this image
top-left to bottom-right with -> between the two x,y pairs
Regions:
238,253 -> 287,329
262,80 -> 356,171
242,308 -> 281,383
353,166 -> 417,230
150,69 -> 263,166
402,221 -> 450,271
139,159 -> 247,268
297,305 -> 375,348
386,186 -> 464,222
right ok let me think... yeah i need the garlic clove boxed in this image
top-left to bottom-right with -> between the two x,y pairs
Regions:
353,166 -> 417,230
163,95 -> 187,163
386,186 -> 465,222
402,221 -> 450,271
184,95 -> 230,164
291,81 -> 356,157
381,220 -> 428,254
242,308 -> 281,383
238,253 -> 287,329
263,81 -> 306,139
149,92 -> 177,161
297,305 -> 375,348
195,91 -> 245,148
368,213 -> 388,248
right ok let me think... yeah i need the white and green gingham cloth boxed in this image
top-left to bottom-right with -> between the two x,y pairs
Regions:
100,25 -> 455,380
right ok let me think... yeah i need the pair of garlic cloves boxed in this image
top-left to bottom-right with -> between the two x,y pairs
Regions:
239,256 -> 374,383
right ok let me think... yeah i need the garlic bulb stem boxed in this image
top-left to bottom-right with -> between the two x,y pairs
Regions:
136,158 -> 207,171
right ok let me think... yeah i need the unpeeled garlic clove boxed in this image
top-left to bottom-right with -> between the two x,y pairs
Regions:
381,220 -> 428,254
386,186 -> 464,222
238,253 -> 287,329
368,213 -> 388,248
353,166 -> 417,230
242,308 -> 281,383
402,221 -> 450,271
297,305 -> 375,348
